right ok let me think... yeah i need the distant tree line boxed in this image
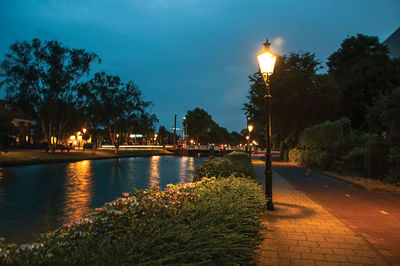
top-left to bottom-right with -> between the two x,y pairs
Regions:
0,38 -> 157,151
244,34 -> 400,150
184,108 -> 242,145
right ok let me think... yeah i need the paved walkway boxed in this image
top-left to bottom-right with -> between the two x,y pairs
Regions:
253,161 -> 390,265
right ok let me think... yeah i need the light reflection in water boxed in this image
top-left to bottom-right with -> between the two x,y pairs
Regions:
187,157 -> 195,182
179,157 -> 187,183
64,160 -> 93,222
149,156 -> 160,187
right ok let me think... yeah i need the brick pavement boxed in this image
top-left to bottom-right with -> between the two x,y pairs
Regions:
254,161 -> 390,266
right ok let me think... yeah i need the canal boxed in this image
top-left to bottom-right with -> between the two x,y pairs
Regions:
0,156 -> 205,243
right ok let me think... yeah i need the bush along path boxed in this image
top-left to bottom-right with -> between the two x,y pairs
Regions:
0,153 -> 265,265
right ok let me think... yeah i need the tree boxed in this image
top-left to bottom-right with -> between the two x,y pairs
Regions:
157,126 -> 172,145
327,34 -> 399,129
184,108 -> 240,145
0,39 -> 100,151
185,108 -> 216,144
366,87 -> 400,144
83,72 -> 157,148
244,51 -> 340,148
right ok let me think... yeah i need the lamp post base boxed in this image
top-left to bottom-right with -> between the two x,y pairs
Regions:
266,199 -> 274,210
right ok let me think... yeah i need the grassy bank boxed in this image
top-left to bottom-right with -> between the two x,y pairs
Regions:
0,177 -> 265,265
0,149 -> 171,167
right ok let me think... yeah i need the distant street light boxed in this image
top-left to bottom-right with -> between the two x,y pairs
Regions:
245,135 -> 250,155
257,38 -> 277,210
82,128 -> 87,144
247,124 -> 254,157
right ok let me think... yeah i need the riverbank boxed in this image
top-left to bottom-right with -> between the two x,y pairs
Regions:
0,149 -> 174,167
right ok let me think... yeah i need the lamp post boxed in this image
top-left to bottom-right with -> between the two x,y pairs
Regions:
247,124 -> 253,157
257,38 -> 277,210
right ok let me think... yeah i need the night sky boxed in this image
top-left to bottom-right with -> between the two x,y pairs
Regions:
0,0 -> 399,132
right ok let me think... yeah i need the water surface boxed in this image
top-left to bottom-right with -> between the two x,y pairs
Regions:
0,156 -> 205,243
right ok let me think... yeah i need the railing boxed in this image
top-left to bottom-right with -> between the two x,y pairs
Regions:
97,145 -> 245,151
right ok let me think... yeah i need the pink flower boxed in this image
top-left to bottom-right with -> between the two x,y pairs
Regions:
62,222 -> 71,228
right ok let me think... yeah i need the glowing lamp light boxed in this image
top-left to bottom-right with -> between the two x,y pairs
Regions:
248,124 -> 254,133
246,135 -> 250,141
77,135 -> 82,140
82,128 -> 87,134
70,135 -> 76,140
257,39 -> 277,76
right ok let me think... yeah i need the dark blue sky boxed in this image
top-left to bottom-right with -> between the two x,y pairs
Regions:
1,0 -> 399,132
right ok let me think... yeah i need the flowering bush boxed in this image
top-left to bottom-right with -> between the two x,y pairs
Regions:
0,177 -> 265,265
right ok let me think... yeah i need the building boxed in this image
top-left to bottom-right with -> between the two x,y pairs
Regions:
383,27 -> 400,59
0,100 -> 34,145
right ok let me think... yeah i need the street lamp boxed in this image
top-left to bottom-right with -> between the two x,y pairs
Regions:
245,135 -> 250,155
247,124 -> 253,157
257,38 -> 277,210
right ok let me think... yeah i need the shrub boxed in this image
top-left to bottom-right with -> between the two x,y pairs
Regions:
194,158 -> 234,181
289,148 -> 304,165
340,147 -> 366,175
386,147 -> 400,185
302,150 -> 332,169
225,151 -> 250,162
0,177 -> 265,265
363,142 -> 386,179
194,152 -> 254,181
298,117 -> 353,158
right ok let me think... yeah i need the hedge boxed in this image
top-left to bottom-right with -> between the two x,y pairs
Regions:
386,147 -> 400,184
0,177 -> 265,265
340,147 -> 366,175
364,142 -> 386,179
289,148 -> 331,169
193,151 -> 255,181
298,117 -> 353,158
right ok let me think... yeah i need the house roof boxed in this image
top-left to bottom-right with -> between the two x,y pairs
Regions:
0,100 -> 33,122
383,27 -> 400,59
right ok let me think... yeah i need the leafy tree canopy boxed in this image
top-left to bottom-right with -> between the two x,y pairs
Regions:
327,34 -> 400,129
244,51 -> 340,147
184,108 -> 240,145
83,72 -> 157,145
0,38 -> 100,148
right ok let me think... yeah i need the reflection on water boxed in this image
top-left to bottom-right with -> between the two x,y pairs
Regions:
64,160 -> 93,223
179,157 -> 187,183
149,156 -> 160,187
0,156 -> 205,243
188,157 -> 195,171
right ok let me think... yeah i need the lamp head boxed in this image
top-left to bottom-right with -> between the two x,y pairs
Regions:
257,38 -> 277,76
